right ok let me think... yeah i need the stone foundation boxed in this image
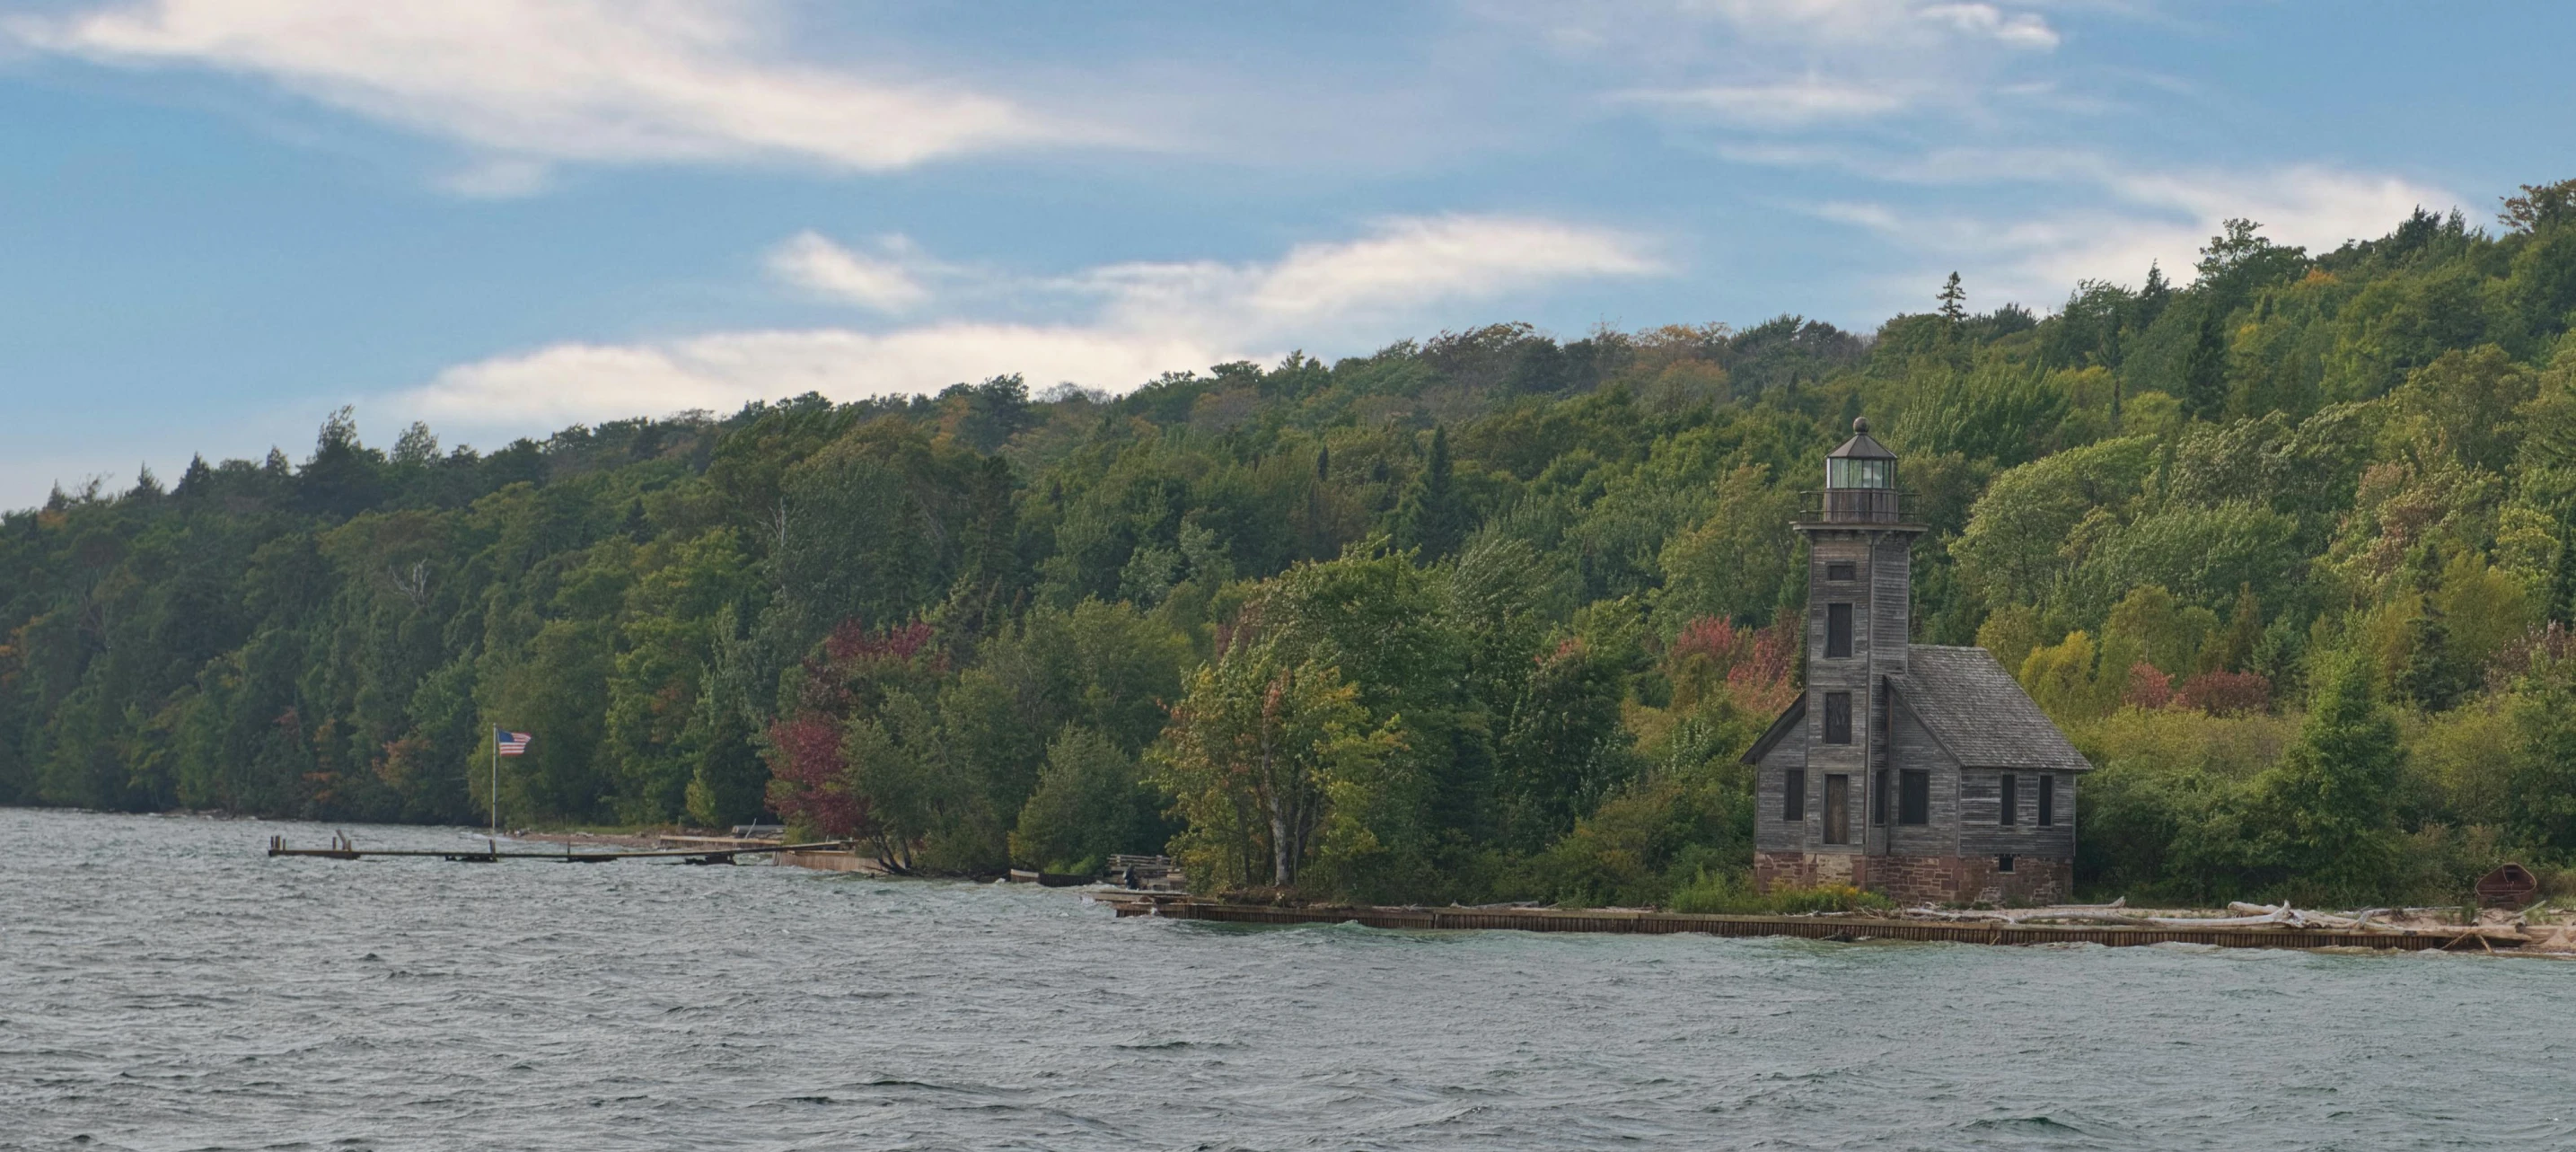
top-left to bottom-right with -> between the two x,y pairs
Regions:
1755,851 -> 2070,905
1754,850 -> 1867,892
1950,854 -> 2069,906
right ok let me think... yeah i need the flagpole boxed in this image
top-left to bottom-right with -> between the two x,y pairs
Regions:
490,725 -> 499,837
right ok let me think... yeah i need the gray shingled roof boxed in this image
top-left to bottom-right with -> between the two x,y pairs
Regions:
1894,645 -> 2093,772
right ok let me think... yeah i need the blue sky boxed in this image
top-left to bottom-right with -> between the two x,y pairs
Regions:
2,0 -> 2570,509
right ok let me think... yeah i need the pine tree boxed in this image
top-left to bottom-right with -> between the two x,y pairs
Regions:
2396,546 -> 2474,711
2209,584 -> 2263,673
2250,652 -> 2404,899
2178,302 -> 2229,421
1937,272 -> 1966,323
1395,426 -> 1467,560
2399,604 -> 2475,712
2135,261 -> 2172,327
177,453 -> 214,499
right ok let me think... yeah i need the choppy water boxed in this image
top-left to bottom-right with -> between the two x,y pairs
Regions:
4,809 -> 2572,1151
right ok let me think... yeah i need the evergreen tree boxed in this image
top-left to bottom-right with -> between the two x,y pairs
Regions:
1394,426 -> 1467,560
2247,653 -> 2404,899
2134,261 -> 2172,328
2397,546 -> 2475,711
2209,584 -> 2263,673
2398,604 -> 2474,712
2179,302 -> 2229,421
2506,655 -> 2576,854
1937,272 -> 1966,323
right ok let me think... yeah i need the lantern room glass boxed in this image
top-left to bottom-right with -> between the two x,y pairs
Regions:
1825,457 -> 1894,489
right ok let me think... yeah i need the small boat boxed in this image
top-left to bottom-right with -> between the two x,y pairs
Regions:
2476,863 -> 2539,908
1006,868 -> 1041,884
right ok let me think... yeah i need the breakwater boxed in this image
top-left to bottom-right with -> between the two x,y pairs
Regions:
1106,894 -> 2541,952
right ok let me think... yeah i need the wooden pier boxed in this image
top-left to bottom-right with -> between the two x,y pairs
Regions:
266,832 -> 854,865
1103,895 -> 2539,953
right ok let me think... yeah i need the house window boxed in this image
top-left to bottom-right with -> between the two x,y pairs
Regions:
1826,561 -> 1856,582
1825,602 -> 1853,657
1873,769 -> 1889,825
1999,773 -> 2018,826
1823,691 -> 1852,744
2039,775 -> 2056,826
1899,769 -> 1930,825
1824,775 -> 1851,844
1997,854 -> 2016,874
1783,769 -> 1806,822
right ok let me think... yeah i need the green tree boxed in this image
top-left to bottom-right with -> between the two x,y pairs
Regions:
2500,179 -> 2576,233
1394,426 -> 1468,560
2506,655 -> 2576,855
1954,436 -> 2158,609
1654,463 -> 1799,629
1153,641 -> 1398,891
2245,653 -> 2405,899
1937,272 -> 1966,324
1009,725 -> 1170,873
2208,585 -> 2264,673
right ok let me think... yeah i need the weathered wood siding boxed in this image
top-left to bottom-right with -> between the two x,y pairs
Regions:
1956,770 -> 2078,859
1886,701 -> 1959,857
1754,738 -> 1806,853
1795,530 -> 1889,859
1871,535 -> 1912,673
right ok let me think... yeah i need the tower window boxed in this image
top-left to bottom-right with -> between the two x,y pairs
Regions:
1999,774 -> 2018,826
1826,561 -> 1856,582
1899,769 -> 1930,825
1826,457 -> 1894,489
1825,602 -> 1853,657
1783,769 -> 1806,822
2039,775 -> 2056,826
1822,691 -> 1851,744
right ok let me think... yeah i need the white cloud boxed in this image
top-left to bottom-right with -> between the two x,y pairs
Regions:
1624,78 -> 1911,129
6,0 -> 1095,176
767,232 -> 931,312
1806,161 -> 2456,310
401,215 -> 1664,428
1080,215 -> 1665,338
1917,4 -> 2061,49
1490,0 -> 2062,127
1680,0 -> 2060,50
409,325 -> 1229,430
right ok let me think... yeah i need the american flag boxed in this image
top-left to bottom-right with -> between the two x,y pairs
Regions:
495,729 -> 532,756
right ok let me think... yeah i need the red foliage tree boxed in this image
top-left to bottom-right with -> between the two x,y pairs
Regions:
2123,662 -> 2175,710
764,713 -> 869,838
764,617 -> 945,839
1665,613 -> 1799,716
2175,670 -> 2271,716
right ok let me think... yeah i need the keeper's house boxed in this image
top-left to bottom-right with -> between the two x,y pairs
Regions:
1742,419 -> 2092,905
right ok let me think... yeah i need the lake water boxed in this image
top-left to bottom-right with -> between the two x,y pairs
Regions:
4,808 -> 2572,1151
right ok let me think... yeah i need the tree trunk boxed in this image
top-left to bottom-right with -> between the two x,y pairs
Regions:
1270,796 -> 1295,887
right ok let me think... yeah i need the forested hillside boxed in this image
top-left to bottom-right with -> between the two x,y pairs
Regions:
8,181 -> 2576,907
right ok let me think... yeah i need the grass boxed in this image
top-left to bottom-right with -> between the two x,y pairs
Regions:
1665,872 -> 1896,915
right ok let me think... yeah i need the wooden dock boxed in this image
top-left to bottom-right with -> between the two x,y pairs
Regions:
1103,895 -> 2538,953
267,832 -> 852,865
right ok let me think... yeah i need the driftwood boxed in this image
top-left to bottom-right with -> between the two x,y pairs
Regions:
1884,899 -> 2546,946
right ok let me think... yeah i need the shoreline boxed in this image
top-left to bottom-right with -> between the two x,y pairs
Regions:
1099,893 -> 2572,954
